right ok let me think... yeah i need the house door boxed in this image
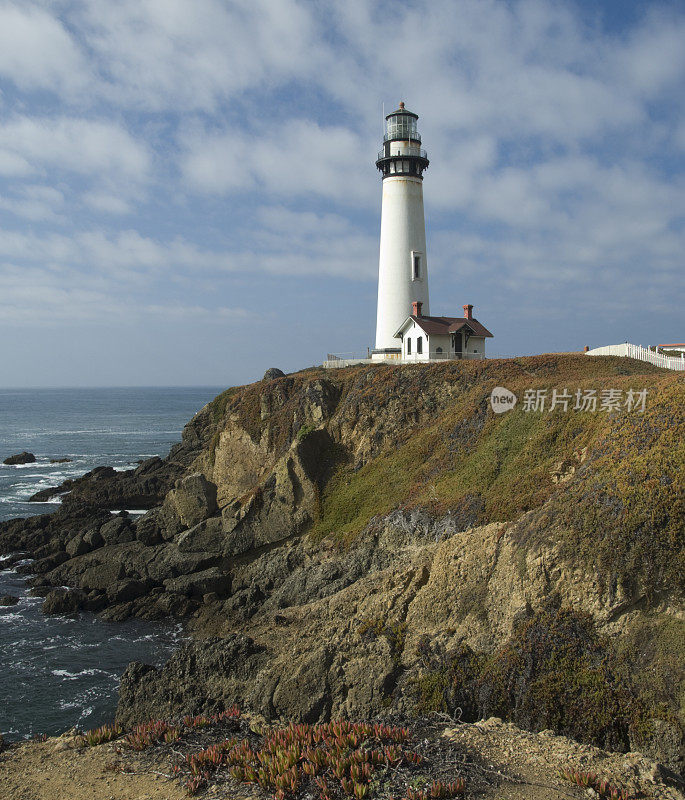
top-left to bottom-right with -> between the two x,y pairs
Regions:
453,332 -> 462,358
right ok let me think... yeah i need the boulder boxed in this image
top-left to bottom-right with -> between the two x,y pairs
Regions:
83,529 -> 104,550
42,588 -> 84,615
100,515 -> 135,546
3,451 -> 36,465
50,458 -> 72,464
107,579 -> 147,604
163,567 -> 230,599
65,533 -> 91,558
263,367 -> 286,381
29,459 -> 182,509
134,511 -> 164,545
145,545 -> 218,583
175,517 -> 223,554
26,552 -> 69,574
79,561 -> 126,591
152,592 -> 197,618
165,473 -> 218,529
0,595 -> 19,606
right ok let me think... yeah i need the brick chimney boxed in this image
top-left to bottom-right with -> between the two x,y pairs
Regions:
463,304 -> 473,320
412,301 -> 423,317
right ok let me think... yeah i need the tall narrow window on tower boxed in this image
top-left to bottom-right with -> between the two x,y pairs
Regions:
412,252 -> 421,280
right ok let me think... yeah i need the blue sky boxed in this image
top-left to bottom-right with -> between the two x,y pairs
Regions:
0,0 -> 683,387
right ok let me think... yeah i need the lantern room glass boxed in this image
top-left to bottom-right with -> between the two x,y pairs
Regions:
385,114 -> 419,142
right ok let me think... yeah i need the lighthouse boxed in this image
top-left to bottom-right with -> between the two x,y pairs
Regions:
322,102 -> 493,370
372,102 -> 430,360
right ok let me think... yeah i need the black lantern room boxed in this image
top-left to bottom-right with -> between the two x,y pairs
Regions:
375,102 -> 429,179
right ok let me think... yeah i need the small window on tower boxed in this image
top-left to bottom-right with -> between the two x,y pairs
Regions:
412,252 -> 421,280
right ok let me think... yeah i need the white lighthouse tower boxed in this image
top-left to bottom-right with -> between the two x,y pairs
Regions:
372,102 -> 430,360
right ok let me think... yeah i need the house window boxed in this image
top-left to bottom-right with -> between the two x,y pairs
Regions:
417,336 -> 423,354
412,252 -> 421,280
407,338 -> 411,355
436,347 -> 443,354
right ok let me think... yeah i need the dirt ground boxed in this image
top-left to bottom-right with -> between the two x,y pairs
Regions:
0,716 -> 682,800
0,734 -> 186,800
443,717 -> 684,800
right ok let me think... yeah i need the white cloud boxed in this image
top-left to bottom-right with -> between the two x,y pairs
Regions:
0,0 -> 683,371
179,119 -> 375,206
610,9 -> 685,96
0,184 -> 65,221
0,149 -> 32,177
0,116 -> 149,181
82,191 -> 132,216
0,260 -> 252,325
74,0 -> 322,111
0,3 -> 90,96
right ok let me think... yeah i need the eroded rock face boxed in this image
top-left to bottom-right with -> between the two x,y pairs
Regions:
111,504 -> 684,773
116,634 -> 267,727
1,359 -> 682,768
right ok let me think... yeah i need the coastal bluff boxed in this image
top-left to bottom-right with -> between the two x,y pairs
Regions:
1,354 -> 683,776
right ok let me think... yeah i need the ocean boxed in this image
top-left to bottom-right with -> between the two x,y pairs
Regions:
0,386 -> 223,740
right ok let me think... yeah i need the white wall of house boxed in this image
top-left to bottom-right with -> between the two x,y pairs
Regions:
401,320 -> 429,361
397,321 -> 488,361
464,336 -> 486,358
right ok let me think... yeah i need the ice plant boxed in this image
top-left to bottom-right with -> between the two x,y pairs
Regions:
125,719 -> 179,751
559,767 -> 629,800
80,723 -> 123,747
168,715 -> 449,799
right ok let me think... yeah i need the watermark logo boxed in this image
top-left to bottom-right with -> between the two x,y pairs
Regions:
490,386 -> 517,413
490,386 -> 648,413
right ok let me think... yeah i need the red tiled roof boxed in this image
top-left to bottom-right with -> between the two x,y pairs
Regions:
397,315 -> 493,338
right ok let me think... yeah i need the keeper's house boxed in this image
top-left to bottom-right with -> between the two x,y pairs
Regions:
394,301 -> 493,362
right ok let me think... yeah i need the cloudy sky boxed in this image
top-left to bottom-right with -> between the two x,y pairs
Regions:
0,0 -> 683,387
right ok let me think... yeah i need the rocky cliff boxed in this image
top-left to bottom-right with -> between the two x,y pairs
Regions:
1,355 -> 683,773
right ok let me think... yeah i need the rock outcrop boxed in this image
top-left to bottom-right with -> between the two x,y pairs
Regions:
0,595 -> 19,606
1,354 -> 683,772
263,367 -> 286,381
3,452 -> 35,465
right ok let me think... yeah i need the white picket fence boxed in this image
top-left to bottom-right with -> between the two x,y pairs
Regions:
586,343 -> 685,371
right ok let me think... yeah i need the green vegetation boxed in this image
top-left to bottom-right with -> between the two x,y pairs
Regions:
611,616 -> 685,721
358,618 -> 408,665
311,355 -> 670,550
406,604 -> 682,754
297,423 -> 317,441
559,767 -> 630,800
550,380 -> 685,598
208,386 -> 240,425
